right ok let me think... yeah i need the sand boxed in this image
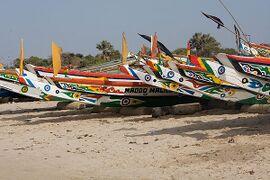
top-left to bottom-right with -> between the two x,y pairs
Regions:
0,101 -> 270,180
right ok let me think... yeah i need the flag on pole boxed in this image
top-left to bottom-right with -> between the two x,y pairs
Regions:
122,32 -> 128,65
201,12 -> 224,29
187,40 -> 191,56
19,39 -> 24,76
138,33 -> 174,59
151,32 -> 157,59
234,25 -> 241,52
140,45 -> 146,56
52,41 -> 62,77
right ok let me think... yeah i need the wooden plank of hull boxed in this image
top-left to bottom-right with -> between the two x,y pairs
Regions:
51,77 -> 146,86
83,95 -> 188,107
226,54 -> 270,65
0,71 -> 19,82
175,62 -> 235,87
183,69 -> 236,87
56,81 -> 177,97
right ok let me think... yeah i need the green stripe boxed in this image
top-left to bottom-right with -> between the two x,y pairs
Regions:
202,59 -> 214,74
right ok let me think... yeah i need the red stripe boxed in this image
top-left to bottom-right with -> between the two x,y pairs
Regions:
226,54 -> 270,65
34,67 -> 136,79
118,65 -> 130,75
52,77 -> 148,87
250,43 -> 270,50
18,77 -> 27,85
176,63 -> 207,72
189,55 -> 201,66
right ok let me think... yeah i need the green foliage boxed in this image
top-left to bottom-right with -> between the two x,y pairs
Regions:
172,48 -> 188,56
190,33 -> 221,57
218,48 -> 238,55
13,56 -> 51,68
96,40 -> 120,61
12,40 -> 122,69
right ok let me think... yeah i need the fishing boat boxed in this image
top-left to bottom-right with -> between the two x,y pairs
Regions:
216,54 -> 270,80
156,62 -> 270,104
201,2 -> 270,82
136,51 -> 270,104
137,32 -> 270,104
0,67 -> 182,107
120,64 -> 208,99
189,54 -> 270,97
0,37 -> 188,107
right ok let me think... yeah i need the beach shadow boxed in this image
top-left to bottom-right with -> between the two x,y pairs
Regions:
10,111 -> 122,126
0,107 -> 58,115
2,109 -> 93,121
127,114 -> 270,140
125,109 -> 242,122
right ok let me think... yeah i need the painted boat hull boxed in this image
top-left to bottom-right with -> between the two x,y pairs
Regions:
157,63 -> 270,104
224,54 -> 270,80
120,65 -> 208,99
31,65 -> 138,80
0,69 -> 188,107
190,54 -> 270,97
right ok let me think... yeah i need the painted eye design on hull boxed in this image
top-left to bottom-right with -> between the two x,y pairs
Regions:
73,93 -> 81,99
144,75 -> 151,82
121,97 -> 131,106
44,85 -> 51,92
220,93 -> 226,98
242,78 -> 248,84
179,78 -> 184,82
167,71 -> 175,78
218,66 -> 225,75
21,86 -> 28,93
256,94 -> 265,100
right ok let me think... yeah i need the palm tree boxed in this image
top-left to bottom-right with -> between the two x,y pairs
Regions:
190,33 -> 220,57
96,40 -> 115,61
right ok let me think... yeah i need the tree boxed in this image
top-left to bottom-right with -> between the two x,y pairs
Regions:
96,40 -> 119,61
190,33 -> 221,57
13,56 -> 50,68
218,48 -> 238,55
61,52 -> 82,67
172,48 -> 188,56
78,54 -> 95,68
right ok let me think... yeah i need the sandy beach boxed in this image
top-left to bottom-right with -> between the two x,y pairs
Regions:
0,101 -> 269,180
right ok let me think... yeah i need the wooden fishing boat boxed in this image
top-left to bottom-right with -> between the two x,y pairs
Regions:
250,43 -> 270,58
0,78 -> 66,101
50,76 -> 176,97
218,54 -> 270,80
137,55 -> 270,104
0,73 -> 181,107
156,62 -> 270,104
172,60 -> 236,87
31,65 -> 138,80
1,68 -> 175,97
189,54 -> 270,97
119,64 -> 209,99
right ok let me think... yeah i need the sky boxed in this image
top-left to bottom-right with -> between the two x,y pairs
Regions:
0,0 -> 269,65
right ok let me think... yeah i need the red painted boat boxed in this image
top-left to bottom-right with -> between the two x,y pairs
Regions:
33,66 -> 137,80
